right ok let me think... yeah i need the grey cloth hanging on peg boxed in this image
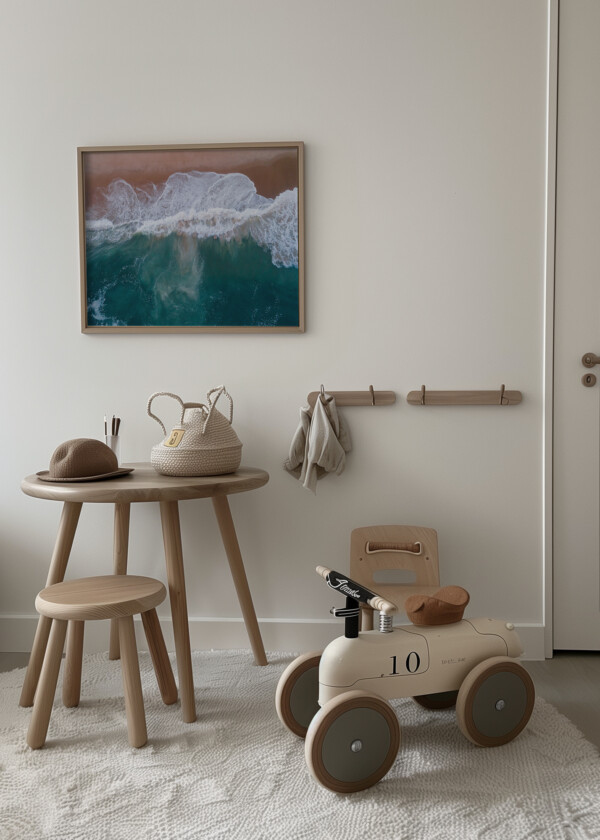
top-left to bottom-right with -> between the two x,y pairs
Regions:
284,390 -> 352,493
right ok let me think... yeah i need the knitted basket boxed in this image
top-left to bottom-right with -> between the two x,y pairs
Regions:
147,387 -> 242,477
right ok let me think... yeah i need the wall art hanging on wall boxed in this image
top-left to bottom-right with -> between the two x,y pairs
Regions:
78,142 -> 304,333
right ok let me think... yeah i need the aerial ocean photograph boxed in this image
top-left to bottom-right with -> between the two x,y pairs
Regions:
81,145 -> 301,329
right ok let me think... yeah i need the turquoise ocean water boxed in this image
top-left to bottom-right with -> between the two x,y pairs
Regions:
85,172 -> 299,328
86,234 -> 299,327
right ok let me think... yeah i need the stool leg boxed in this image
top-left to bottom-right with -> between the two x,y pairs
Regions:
62,620 -> 84,708
118,615 -> 147,748
27,619 -> 68,749
20,501 -> 82,707
141,608 -> 178,705
109,502 -> 131,660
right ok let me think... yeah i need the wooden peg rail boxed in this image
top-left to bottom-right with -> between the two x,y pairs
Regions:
307,388 -> 396,411
407,385 -> 522,406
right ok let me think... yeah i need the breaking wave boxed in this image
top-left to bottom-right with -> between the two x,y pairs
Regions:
86,171 -> 298,269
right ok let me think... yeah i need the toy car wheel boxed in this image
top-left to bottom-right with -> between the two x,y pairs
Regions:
456,656 -> 535,747
305,690 -> 400,793
413,690 -> 458,710
276,652 -> 322,738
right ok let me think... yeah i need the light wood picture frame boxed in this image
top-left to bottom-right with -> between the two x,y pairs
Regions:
78,142 -> 304,333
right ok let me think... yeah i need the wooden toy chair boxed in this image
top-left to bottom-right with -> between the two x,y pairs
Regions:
350,525 -> 441,630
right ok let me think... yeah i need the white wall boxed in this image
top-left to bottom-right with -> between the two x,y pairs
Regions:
0,0 -> 551,657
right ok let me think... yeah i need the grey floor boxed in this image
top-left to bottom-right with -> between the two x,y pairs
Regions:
523,652 -> 600,749
1,651 -> 599,750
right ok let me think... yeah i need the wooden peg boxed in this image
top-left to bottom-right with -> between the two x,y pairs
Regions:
407,388 -> 522,406
307,390 -> 396,411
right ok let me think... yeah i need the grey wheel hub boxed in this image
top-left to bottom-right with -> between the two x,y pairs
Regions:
472,672 -> 528,738
289,666 -> 320,729
320,708 -> 392,783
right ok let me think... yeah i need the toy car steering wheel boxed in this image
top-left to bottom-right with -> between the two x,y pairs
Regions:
316,565 -> 397,637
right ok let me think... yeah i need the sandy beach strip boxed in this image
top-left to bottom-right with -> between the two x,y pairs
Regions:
82,146 -> 300,210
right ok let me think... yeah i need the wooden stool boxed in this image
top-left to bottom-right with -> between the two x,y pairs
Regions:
27,575 -> 177,750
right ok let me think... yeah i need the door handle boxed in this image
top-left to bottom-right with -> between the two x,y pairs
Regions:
582,353 -> 600,368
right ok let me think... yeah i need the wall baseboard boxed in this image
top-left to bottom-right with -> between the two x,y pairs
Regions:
0,615 -> 547,660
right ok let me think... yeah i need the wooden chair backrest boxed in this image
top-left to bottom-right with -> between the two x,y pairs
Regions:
350,525 -> 440,613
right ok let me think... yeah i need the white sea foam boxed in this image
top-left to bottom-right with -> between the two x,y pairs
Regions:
88,288 -> 107,321
87,284 -> 126,327
87,171 -> 299,268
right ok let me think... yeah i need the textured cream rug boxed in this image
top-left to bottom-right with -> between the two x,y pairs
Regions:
1,650 -> 599,840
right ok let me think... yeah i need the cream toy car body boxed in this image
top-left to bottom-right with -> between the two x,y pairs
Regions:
276,566 -> 535,793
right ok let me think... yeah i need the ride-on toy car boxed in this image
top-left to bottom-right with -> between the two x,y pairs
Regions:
276,566 -> 535,793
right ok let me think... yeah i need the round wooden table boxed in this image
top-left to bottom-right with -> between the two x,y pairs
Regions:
20,464 -> 270,723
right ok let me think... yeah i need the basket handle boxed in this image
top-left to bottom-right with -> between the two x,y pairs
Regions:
147,392 -> 186,436
204,385 -> 234,429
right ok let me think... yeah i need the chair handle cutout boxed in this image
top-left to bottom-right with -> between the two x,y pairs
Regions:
366,541 -> 422,555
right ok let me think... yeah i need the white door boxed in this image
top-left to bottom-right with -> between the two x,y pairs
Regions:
553,0 -> 600,650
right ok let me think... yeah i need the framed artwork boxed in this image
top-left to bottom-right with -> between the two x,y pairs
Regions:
78,142 -> 304,333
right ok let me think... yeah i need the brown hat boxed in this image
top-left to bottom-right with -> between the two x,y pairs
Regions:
37,438 -> 134,483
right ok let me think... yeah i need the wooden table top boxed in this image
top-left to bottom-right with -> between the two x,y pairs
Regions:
21,463 -> 269,504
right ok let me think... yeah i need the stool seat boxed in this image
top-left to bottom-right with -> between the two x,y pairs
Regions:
35,575 -> 166,621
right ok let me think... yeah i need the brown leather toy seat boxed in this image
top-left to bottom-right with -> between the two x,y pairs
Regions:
405,585 -> 470,626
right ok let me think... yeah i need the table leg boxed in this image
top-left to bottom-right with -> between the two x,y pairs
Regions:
109,502 -> 131,660
19,501 -> 82,707
212,495 -> 267,666
160,500 -> 196,723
